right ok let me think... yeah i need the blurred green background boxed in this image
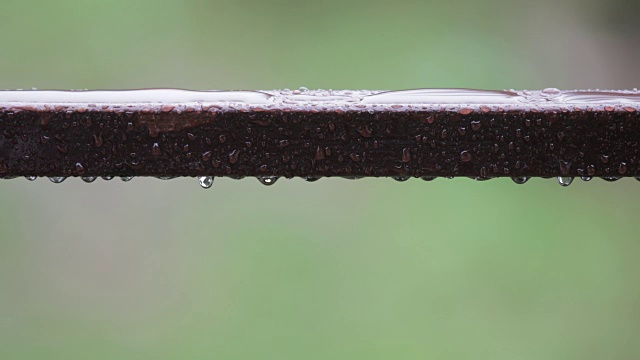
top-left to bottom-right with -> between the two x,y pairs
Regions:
1,0 -> 640,359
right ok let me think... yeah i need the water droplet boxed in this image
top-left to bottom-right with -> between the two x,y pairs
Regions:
512,176 -> 529,184
421,176 -> 436,181
121,176 -> 134,182
93,133 -> 103,147
199,176 -> 214,189
601,176 -> 620,182
635,177 -> 640,182
580,176 -> 592,181
460,151 -> 472,162
157,176 -> 176,180
618,163 -> 628,175
393,176 -> 410,182
402,148 -> 411,163
557,176 -> 573,186
25,176 -> 37,181
278,140 -> 290,148
559,160 -> 572,175
101,176 -> 114,181
258,176 -> 279,185
81,176 -> 96,183
228,149 -> 240,163
49,177 -> 66,183
356,125 -> 373,138
542,87 -> 561,95
56,144 -> 68,154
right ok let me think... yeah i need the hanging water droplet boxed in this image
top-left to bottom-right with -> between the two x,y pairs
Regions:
601,176 -> 621,182
198,176 -> 214,189
49,177 -> 66,183
635,177 -> 640,182
25,176 -> 37,181
421,176 -> 436,181
157,176 -> 176,180
511,176 -> 529,184
81,176 -> 96,183
120,176 -> 134,182
258,176 -> 279,185
473,177 -> 491,181
305,177 -> 321,182
557,176 -> 573,186
581,176 -> 592,181
393,176 -> 410,182
101,176 -> 114,181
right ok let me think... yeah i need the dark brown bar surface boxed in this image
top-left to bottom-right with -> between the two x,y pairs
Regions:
1,88 -> 639,178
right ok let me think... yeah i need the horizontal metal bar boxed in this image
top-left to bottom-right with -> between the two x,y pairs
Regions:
1,88 -> 639,181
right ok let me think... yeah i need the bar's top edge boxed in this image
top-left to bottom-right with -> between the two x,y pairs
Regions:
0,88 -> 639,112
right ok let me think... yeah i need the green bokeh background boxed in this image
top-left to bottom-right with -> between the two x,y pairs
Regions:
1,0 -> 640,359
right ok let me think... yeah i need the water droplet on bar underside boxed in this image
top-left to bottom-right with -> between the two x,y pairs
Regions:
601,176 -> 620,182
557,176 -> 574,187
512,176 -> 529,184
48,177 -> 66,183
258,176 -> 279,186
199,176 -> 214,189
393,176 -> 410,182
24,176 -> 639,186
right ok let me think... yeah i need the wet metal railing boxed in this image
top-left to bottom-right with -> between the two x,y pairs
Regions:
1,88 -> 640,188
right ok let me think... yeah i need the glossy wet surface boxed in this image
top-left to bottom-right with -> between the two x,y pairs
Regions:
1,88 -> 640,113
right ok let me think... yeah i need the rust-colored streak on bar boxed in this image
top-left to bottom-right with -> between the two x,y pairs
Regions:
0,88 -> 639,178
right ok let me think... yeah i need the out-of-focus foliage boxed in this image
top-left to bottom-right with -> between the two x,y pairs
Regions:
1,1 -> 639,359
